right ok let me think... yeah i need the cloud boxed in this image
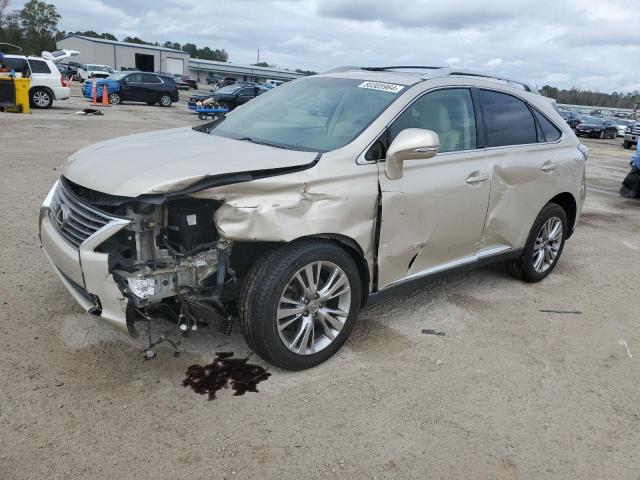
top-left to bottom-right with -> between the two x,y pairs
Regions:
6,0 -> 634,92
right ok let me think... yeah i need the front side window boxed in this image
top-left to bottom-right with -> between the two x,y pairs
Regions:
479,90 -> 537,147
4,57 -> 30,77
29,59 -> 51,74
126,73 -> 142,82
205,77 -> 404,152
389,88 -> 477,153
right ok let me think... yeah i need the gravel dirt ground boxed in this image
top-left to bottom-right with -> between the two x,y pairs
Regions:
1,86 -> 639,480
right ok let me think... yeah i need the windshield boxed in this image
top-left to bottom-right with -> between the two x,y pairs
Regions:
616,119 -> 633,126
583,117 -> 605,125
88,65 -> 108,71
206,77 -> 404,152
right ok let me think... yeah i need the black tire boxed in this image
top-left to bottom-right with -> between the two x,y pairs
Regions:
30,88 -> 52,109
108,93 -> 121,105
505,203 -> 568,283
623,140 -> 631,149
239,239 -> 362,370
158,94 -> 172,107
198,113 -> 208,120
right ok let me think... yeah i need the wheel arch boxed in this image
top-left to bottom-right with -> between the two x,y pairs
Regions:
306,234 -> 371,303
30,85 -> 54,100
549,192 -> 577,238
230,234 -> 371,306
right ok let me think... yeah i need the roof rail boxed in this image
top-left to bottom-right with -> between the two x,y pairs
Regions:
322,65 -> 538,94
442,69 -> 537,93
361,65 -> 443,71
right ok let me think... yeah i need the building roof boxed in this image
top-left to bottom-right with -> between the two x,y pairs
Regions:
188,58 -> 304,80
60,35 -> 188,55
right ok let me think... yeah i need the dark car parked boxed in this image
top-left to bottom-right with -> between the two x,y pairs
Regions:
559,111 -> 582,129
176,73 -> 197,89
575,116 -> 618,139
188,83 -> 268,111
101,72 -> 179,107
206,73 -> 222,85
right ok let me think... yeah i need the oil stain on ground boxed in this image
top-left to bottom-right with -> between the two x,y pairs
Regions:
182,352 -> 271,400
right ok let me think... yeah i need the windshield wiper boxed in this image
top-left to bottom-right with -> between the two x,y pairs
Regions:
237,137 -> 289,150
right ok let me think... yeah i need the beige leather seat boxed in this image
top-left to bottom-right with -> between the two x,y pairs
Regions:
415,100 -> 462,152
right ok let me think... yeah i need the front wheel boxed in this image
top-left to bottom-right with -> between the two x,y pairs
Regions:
108,93 -> 121,105
505,203 -> 567,283
239,240 -> 362,370
158,94 -> 172,107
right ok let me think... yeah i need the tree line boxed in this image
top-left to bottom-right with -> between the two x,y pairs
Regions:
541,85 -> 640,110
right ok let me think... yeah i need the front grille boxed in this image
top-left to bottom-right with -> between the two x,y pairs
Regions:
49,181 -> 116,248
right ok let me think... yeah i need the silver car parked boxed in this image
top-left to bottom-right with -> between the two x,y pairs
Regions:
39,66 -> 588,370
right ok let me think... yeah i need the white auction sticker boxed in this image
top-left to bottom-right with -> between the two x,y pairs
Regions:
357,81 -> 404,93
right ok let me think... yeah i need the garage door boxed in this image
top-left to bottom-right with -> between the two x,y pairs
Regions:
166,57 -> 184,74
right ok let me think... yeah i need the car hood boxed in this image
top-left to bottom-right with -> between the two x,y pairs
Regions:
577,123 -> 603,128
63,127 -> 319,197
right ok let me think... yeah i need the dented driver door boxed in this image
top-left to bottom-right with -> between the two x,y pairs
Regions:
375,88 -> 491,289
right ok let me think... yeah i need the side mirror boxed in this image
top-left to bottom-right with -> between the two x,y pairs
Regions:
385,128 -> 439,179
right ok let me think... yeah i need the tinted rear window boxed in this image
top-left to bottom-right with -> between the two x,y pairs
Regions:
479,90 -> 537,147
533,109 -> 562,142
29,59 -> 51,74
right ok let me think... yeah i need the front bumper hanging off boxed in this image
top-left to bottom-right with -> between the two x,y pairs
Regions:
39,181 -> 132,331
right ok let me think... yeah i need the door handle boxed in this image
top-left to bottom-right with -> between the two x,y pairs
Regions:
466,172 -> 489,184
541,161 -> 560,172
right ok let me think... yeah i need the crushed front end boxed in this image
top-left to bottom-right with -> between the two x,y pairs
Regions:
39,177 -> 235,338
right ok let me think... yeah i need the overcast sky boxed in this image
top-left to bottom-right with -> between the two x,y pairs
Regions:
9,0 -> 640,92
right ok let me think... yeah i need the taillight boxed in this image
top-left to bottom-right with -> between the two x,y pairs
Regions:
577,143 -> 589,162
61,75 -> 67,87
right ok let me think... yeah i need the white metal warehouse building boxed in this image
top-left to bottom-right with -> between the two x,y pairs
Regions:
56,35 -> 305,84
57,35 -> 190,74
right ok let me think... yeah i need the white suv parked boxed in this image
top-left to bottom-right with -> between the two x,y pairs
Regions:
39,66 -> 588,370
3,50 -> 77,108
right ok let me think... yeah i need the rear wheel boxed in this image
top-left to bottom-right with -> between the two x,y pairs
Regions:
158,94 -> 172,107
505,203 -> 567,283
239,240 -> 361,370
624,140 -> 632,149
30,88 -> 52,109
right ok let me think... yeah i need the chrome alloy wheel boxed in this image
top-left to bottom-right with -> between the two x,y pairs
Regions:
533,216 -> 563,273
33,90 -> 51,107
277,261 -> 351,355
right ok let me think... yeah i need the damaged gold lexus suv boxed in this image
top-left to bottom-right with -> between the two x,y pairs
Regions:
39,66 -> 587,370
